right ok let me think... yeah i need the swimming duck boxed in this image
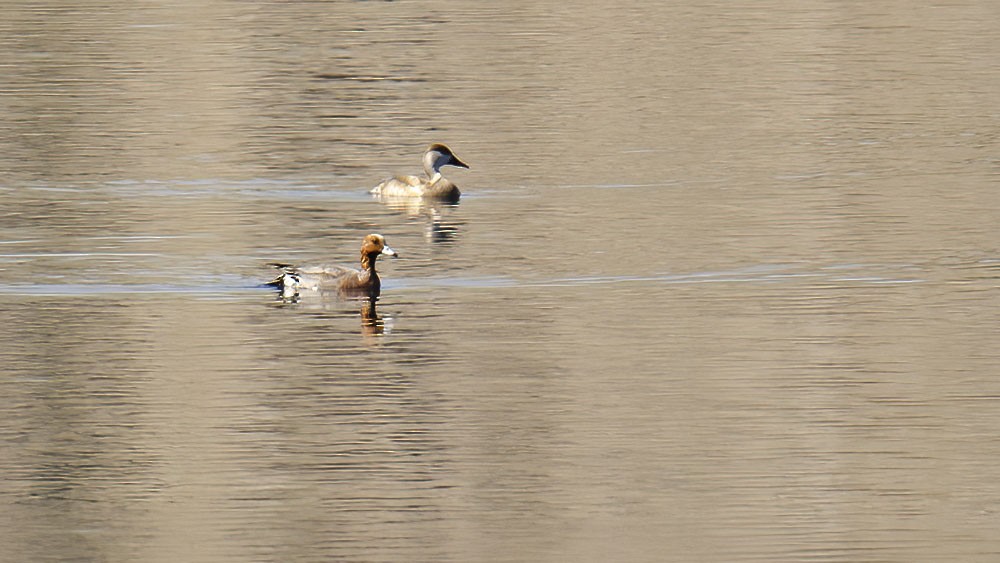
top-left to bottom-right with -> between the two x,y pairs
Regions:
370,143 -> 469,202
268,233 -> 397,298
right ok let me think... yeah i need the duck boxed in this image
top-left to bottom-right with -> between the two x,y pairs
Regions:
268,233 -> 398,298
370,143 -> 469,202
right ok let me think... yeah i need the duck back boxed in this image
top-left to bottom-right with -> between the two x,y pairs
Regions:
372,175 -> 426,198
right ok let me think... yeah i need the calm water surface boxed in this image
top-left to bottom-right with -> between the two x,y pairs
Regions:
1,1 -> 998,562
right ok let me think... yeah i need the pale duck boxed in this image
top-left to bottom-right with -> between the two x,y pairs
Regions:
370,143 -> 469,202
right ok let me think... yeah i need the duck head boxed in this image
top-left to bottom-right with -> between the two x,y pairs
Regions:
423,143 -> 470,179
362,233 -> 397,259
359,233 -> 398,272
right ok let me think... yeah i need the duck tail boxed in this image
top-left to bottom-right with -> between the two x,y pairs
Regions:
264,263 -> 295,288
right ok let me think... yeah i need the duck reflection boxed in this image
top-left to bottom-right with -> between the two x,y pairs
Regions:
359,296 -> 386,339
272,288 -> 390,341
373,194 -> 463,244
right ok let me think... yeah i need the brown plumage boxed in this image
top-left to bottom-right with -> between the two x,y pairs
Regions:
268,234 -> 398,298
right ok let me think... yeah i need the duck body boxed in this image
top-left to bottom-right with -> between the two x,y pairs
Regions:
268,234 -> 397,298
373,175 -> 461,202
371,143 -> 468,203
271,263 -> 377,293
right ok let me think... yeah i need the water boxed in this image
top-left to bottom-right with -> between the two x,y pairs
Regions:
1,1 -> 998,562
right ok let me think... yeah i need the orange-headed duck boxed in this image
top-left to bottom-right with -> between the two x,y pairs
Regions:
370,143 -> 469,202
268,233 -> 397,298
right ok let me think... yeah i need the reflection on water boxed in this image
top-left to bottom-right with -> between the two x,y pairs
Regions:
272,292 -> 390,344
374,194 -> 464,244
1,1 -> 999,562
359,297 -> 386,339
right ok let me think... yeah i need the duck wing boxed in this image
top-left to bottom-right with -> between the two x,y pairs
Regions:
268,262 -> 361,291
371,175 -> 425,196
293,263 -> 358,276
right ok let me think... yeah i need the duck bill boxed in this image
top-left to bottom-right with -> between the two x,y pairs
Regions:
451,156 -> 470,170
381,245 -> 398,257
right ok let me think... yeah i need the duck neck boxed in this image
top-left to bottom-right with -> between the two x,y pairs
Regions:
423,152 -> 443,181
360,251 -> 378,272
424,163 -> 441,182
